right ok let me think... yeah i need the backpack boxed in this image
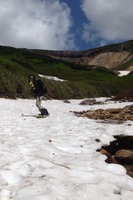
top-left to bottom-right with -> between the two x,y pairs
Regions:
37,79 -> 47,94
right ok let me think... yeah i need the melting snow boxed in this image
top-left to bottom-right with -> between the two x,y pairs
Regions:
118,71 -> 130,76
0,98 -> 133,200
39,74 -> 65,81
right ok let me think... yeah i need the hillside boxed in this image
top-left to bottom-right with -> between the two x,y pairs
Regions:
0,42 -> 133,99
34,40 -> 133,71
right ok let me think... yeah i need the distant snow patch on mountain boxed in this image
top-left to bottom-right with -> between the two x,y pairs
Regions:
118,71 -> 130,76
39,74 -> 65,82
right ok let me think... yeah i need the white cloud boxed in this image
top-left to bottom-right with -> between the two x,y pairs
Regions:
81,0 -> 133,44
0,0 -> 75,50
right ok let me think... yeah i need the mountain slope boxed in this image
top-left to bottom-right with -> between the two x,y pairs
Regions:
35,40 -> 133,71
0,42 -> 133,99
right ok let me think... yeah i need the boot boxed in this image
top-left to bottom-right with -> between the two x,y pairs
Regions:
40,108 -> 49,116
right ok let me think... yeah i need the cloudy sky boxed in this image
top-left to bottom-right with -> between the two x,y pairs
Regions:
0,0 -> 133,50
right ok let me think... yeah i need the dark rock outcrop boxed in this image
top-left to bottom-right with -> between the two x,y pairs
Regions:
79,99 -> 103,105
97,135 -> 133,178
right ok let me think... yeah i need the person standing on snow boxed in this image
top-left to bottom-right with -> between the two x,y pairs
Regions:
28,75 -> 49,116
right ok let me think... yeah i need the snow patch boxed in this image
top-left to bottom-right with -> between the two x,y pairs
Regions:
0,98 -> 133,199
118,71 -> 130,76
39,74 -> 65,81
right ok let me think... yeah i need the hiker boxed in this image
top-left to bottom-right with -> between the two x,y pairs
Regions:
28,75 -> 49,115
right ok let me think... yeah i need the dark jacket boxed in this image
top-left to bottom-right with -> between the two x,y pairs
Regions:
31,80 -> 45,97
29,75 -> 46,97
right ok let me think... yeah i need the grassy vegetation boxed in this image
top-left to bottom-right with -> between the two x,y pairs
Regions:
118,57 -> 133,70
0,45 -> 133,99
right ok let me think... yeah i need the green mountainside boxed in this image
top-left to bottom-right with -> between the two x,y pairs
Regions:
0,42 -> 133,99
31,40 -> 133,71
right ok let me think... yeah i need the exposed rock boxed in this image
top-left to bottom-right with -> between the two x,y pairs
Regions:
73,105 -> 133,121
98,135 -> 133,178
79,99 -> 103,105
111,90 -> 133,102
120,97 -> 133,102
115,149 -> 133,164
88,52 -> 131,69
63,100 -> 71,103
99,148 -> 117,164
40,40 -> 133,71
127,171 -> 133,178
124,165 -> 133,177
127,65 -> 133,71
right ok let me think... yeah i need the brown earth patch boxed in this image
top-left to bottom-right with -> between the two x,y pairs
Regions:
72,104 -> 133,122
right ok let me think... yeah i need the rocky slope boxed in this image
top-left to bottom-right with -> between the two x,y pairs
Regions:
88,51 -> 132,70
34,40 -> 133,71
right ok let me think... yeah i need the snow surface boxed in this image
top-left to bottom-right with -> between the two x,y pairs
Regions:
0,98 -> 133,200
118,71 -> 130,76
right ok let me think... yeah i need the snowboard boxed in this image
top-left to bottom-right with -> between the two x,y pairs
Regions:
36,114 -> 48,118
22,114 -> 49,118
